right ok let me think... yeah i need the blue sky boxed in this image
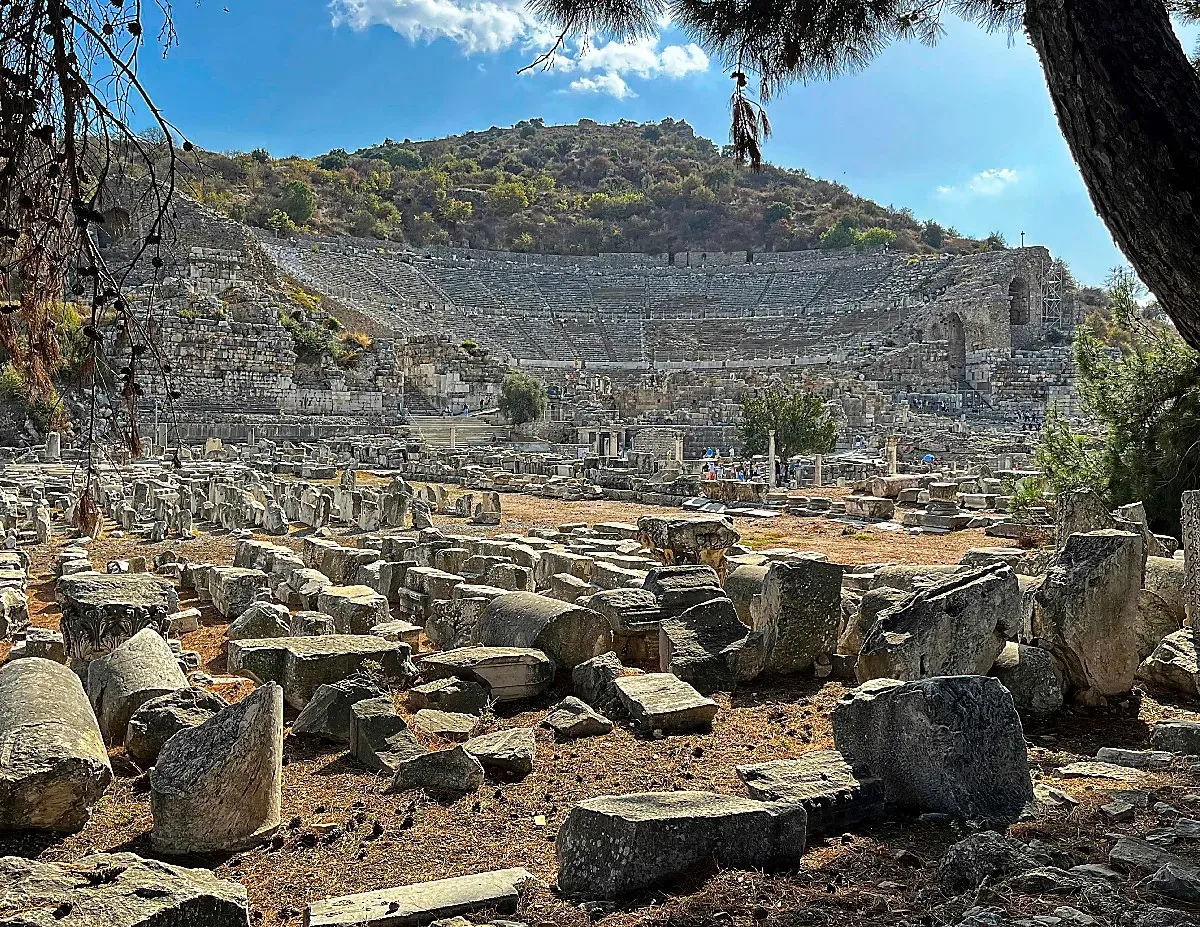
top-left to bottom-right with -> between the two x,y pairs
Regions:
138,2 -> 1200,287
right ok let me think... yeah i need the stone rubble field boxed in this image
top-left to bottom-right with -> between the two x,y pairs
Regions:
0,455 -> 1198,927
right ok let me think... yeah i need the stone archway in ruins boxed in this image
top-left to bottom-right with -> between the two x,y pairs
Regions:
946,313 -> 967,384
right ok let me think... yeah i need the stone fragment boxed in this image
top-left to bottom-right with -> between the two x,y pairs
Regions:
659,597 -> 751,693
1109,836 -> 1199,877
207,566 -> 270,619
292,674 -> 386,743
87,627 -> 189,744
556,791 -> 805,898
304,868 -> 537,927
150,681 -> 284,854
5,627 -> 65,664
572,650 -> 637,714
1057,761 -> 1144,782
477,591 -> 612,670
57,572 -> 176,670
0,852 -> 250,926
392,745 -> 485,795
937,831 -> 1037,890
227,635 -> 415,709
832,675 -> 1032,825
0,657 -> 111,833
756,558 -> 843,674
637,515 -> 740,574
613,673 -> 718,734
1033,530 -> 1144,699
857,566 -> 1019,683
1149,720 -> 1200,755
1137,628 -> 1200,698
349,696 -> 424,772
412,709 -> 478,741
463,728 -> 536,779
736,750 -> 885,835
1095,747 -> 1173,769
125,687 -> 230,766
318,585 -> 391,634
542,696 -> 613,740
227,601 -> 292,640
989,642 -> 1064,715
419,647 -> 553,702
407,677 -> 489,715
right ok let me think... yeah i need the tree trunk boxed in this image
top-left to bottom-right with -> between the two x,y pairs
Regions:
1025,0 -> 1200,349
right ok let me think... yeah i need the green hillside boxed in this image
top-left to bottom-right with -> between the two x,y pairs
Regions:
184,118 -> 996,256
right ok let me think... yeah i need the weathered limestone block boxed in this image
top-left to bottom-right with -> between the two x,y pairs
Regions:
87,628 -> 189,745
57,572 -> 176,670
1137,628 -> 1200,698
463,727 -> 536,779
349,696 -> 424,772
756,558 -> 844,674
556,791 -> 806,898
391,744 -> 484,795
419,646 -> 553,702
407,677 -> 489,715
318,585 -> 390,635
723,563 -> 769,625
542,696 -> 614,740
736,750 -> 885,835
989,642 -> 1064,715
477,591 -> 612,670
6,626 -> 66,664
870,564 -> 965,591
1149,719 -> 1200,755
207,566 -> 270,619
0,657 -> 111,833
292,675 -> 386,743
1033,530 -> 1145,700
150,681 -> 284,854
658,597 -> 752,693
636,514 -> 740,577
227,601 -> 292,640
125,688 -> 230,766
227,635 -> 416,710
304,868 -> 537,927
572,650 -> 641,715
644,564 -> 725,613
856,565 -> 1019,683
411,708 -> 478,741
1137,556 -> 1187,659
613,673 -> 718,734
0,852 -> 250,926
832,675 -> 1032,825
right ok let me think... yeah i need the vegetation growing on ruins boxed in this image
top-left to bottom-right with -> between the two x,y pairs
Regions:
738,388 -> 837,462
1037,268 -> 1200,534
498,370 -> 548,425
184,120 -> 994,257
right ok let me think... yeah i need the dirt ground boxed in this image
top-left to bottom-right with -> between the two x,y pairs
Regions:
4,488 -> 1199,927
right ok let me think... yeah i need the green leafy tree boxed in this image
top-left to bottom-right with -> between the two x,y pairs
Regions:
763,201 -> 793,224
442,199 -> 474,223
486,180 -> 531,215
819,215 -> 860,249
280,180 -> 317,224
499,370 -> 548,425
738,388 -> 837,462
921,220 -> 946,249
985,230 -> 1008,250
1036,267 -> 1200,535
859,226 -> 897,248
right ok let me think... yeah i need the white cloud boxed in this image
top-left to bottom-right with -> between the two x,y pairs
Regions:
330,0 -> 534,55
330,1 -> 709,90
568,72 -> 636,99
938,167 -> 1021,199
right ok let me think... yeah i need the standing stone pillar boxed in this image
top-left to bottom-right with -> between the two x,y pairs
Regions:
767,430 -> 777,490
450,426 -> 457,450
813,455 -> 823,489
44,432 -> 61,461
886,436 -> 899,477
1183,490 -> 1200,622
